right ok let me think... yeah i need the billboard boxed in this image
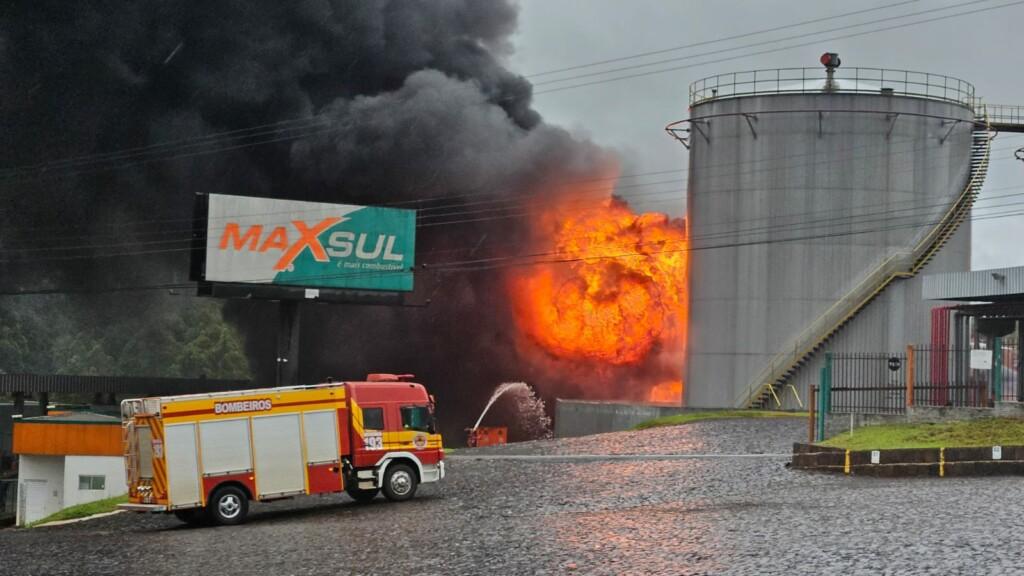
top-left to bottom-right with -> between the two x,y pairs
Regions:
201,194 -> 415,292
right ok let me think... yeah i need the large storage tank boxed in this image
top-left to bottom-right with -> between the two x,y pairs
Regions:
677,60 -> 982,408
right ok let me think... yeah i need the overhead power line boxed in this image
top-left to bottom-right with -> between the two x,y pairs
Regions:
532,0 -> 1024,96
531,0 -> 992,88
0,0 -> 1009,184
2,203 -> 1021,298
1,141 -> 1019,268
3,156 -> 1021,267
6,129 -> 1018,249
525,0 -> 919,78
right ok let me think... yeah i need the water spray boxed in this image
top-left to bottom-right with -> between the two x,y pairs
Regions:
467,382 -> 552,446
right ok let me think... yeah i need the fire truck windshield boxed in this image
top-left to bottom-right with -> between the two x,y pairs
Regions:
401,405 -> 433,433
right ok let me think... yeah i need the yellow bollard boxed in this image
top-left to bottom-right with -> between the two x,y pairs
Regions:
844,449 -> 851,475
939,447 -> 945,477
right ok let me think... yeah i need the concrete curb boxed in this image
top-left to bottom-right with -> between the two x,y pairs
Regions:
33,509 -> 124,528
790,443 -> 1024,477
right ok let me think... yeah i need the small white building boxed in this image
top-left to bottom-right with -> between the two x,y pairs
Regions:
13,412 -> 126,526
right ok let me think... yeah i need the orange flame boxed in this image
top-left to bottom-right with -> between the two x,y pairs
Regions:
647,380 -> 684,404
510,178 -> 687,401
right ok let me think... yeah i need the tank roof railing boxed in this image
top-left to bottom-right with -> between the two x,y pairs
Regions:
690,67 -> 976,108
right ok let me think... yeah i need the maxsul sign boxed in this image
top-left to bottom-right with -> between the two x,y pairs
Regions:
203,194 -> 416,292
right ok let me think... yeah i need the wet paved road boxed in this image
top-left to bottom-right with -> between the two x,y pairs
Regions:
3,418 -> 1024,575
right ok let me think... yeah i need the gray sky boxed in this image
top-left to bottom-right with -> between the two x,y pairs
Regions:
507,0 -> 1024,270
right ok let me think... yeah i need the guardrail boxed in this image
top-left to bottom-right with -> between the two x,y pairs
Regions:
0,374 -> 252,394
690,67 -> 976,108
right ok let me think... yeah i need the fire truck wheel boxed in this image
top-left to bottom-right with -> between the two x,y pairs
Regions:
382,463 -> 418,502
206,485 -> 249,526
345,485 -> 379,503
173,509 -> 204,526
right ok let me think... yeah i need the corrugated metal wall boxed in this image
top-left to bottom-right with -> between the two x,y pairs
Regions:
685,92 -> 974,408
923,266 -> 1024,300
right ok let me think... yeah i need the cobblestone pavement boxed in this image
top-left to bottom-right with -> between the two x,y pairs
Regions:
3,418 -> 1024,575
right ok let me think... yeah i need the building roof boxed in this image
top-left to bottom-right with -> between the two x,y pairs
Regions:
923,266 -> 1024,302
18,412 -> 120,425
13,412 -> 123,456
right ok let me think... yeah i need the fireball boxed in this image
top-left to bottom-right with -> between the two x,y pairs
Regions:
510,188 -> 688,401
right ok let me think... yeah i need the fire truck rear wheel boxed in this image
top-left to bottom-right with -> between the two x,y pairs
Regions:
382,463 -> 418,502
206,485 -> 249,526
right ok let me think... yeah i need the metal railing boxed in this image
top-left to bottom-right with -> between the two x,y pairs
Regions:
690,67 -> 976,108
984,104 -> 1024,126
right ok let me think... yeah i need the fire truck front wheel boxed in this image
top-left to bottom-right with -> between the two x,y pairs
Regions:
382,463 -> 418,502
206,485 -> 249,526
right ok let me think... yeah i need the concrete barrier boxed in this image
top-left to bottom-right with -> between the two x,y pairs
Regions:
824,403 -> 1024,439
554,400 -> 691,438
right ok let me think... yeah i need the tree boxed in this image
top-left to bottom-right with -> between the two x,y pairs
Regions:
0,295 -> 251,380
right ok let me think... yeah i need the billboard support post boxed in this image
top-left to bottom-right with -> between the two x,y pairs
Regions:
277,301 -> 301,387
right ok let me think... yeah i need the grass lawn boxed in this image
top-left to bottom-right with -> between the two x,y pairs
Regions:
634,410 -> 806,430
28,494 -> 128,528
820,418 -> 1024,451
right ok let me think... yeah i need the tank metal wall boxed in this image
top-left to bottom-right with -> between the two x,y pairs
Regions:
685,93 -> 974,408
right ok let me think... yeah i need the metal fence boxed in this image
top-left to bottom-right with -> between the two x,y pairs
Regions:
826,344 -> 1019,415
914,346 -> 992,408
829,352 -> 908,415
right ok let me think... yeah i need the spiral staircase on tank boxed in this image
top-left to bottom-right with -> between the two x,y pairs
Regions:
737,108 -> 1005,409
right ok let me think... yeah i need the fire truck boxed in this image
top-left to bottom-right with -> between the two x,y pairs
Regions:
118,374 -> 444,525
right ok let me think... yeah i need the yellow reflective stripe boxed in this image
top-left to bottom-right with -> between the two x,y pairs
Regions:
350,400 -> 364,439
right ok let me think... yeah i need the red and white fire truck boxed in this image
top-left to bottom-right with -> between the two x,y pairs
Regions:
118,374 -> 444,525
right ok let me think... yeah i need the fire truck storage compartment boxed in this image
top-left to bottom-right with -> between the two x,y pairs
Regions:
302,410 -> 342,493
199,418 -> 252,476
135,425 -> 154,478
165,423 -> 202,507
252,413 -> 305,498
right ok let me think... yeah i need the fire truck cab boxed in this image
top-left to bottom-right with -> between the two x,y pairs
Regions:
119,374 -> 444,525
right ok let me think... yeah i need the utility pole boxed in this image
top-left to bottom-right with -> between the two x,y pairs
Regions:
276,301 -> 301,387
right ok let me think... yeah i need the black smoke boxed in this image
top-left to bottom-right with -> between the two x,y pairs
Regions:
0,1 -> 623,437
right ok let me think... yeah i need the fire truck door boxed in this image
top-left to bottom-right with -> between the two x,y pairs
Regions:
165,423 -> 202,507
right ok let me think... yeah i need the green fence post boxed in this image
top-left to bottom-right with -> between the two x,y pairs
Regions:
824,352 -> 833,413
817,364 -> 828,442
993,337 -> 1003,403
